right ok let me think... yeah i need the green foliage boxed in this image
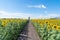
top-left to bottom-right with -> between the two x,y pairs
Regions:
0,20 -> 27,40
32,23 -> 60,40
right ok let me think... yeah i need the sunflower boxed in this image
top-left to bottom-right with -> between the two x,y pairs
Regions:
40,24 -> 43,28
57,26 -> 60,30
52,25 -> 57,30
2,21 -> 6,27
49,23 -> 53,27
45,20 -> 49,24
47,25 -> 51,30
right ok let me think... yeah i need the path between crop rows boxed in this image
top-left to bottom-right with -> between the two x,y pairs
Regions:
17,21 -> 41,40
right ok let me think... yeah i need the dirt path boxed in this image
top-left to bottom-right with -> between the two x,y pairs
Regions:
17,21 -> 41,40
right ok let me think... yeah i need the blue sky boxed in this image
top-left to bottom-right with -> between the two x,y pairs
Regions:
0,0 -> 60,19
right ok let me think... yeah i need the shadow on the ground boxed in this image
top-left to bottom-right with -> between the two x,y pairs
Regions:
17,22 -> 31,40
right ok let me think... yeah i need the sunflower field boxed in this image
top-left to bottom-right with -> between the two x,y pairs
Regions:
31,19 -> 60,40
0,18 -> 28,40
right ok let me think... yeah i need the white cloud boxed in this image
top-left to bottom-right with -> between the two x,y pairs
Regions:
0,11 -> 32,19
27,4 -> 46,9
39,13 -> 60,19
41,5 -> 46,8
0,11 -> 60,19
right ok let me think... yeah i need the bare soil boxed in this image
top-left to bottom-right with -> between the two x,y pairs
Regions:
17,21 -> 41,40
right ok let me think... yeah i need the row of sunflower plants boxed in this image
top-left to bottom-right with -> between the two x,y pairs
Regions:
31,19 -> 60,40
0,18 -> 28,40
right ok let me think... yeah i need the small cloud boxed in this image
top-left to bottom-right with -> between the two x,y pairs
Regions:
27,4 -> 46,9
41,5 -> 46,8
